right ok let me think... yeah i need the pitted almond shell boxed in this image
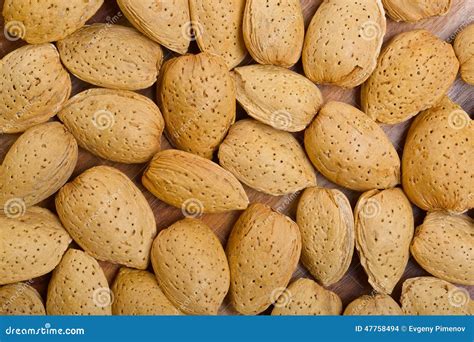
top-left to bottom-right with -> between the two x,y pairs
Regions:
271,278 -> 342,316
2,0 -> 103,44
232,65 -> 323,132
411,212 -> 474,285
117,0 -> 190,54
227,203 -> 302,315
57,24 -> 163,90
219,119 -> 317,196
151,218 -> 230,315
0,283 -> 45,315
142,149 -> 249,213
454,24 -> 474,86
304,101 -> 400,192
243,0 -> 304,68
0,44 -> 71,133
56,166 -> 157,270
382,0 -> 451,22
303,0 -> 386,88
402,96 -> 473,213
46,249 -> 112,315
158,52 -> 235,159
297,187 -> 354,287
112,267 -> 181,315
401,277 -> 473,315
0,122 -> 78,209
58,88 -> 164,164
354,188 -> 414,294
343,293 -> 403,315
0,207 -> 71,285
361,29 -> 459,124
190,0 -> 247,69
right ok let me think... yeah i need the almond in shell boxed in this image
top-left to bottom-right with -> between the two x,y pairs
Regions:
232,65 -> 323,132
354,188 -> 414,294
304,101 -> 400,192
454,24 -> 474,86
56,166 -> 157,270
151,218 -> 230,315
343,293 -> 403,315
0,283 -> 45,315
227,203 -> 302,315
218,119 -> 316,196
58,88 -> 164,164
382,0 -> 451,22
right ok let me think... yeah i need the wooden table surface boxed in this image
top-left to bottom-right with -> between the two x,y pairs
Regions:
1,0 -> 473,315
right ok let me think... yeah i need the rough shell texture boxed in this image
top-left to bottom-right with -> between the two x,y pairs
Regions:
117,0 -> 190,54
219,119 -> 317,196
296,187 -> 354,287
2,0 -> 103,44
361,29 -> 459,124
0,44 -> 71,133
243,0 -> 304,68
401,277 -> 473,315
57,24 -> 163,90
189,0 -> 247,69
0,207 -> 71,285
56,166 -> 157,269
232,65 -> 323,132
0,283 -> 45,315
111,267 -> 181,315
0,122 -> 78,210
158,52 -> 235,159
411,212 -> 474,285
58,88 -> 164,164
382,0 -> 451,22
454,24 -> 474,86
303,0 -> 386,88
354,188 -> 414,294
227,203 -> 302,315
142,149 -> 249,213
402,97 -> 473,213
271,278 -> 342,316
304,101 -> 400,192
46,249 -> 112,315
151,218 -> 230,315
343,293 -> 403,315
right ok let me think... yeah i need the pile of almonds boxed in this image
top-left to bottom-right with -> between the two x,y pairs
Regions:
0,0 -> 472,316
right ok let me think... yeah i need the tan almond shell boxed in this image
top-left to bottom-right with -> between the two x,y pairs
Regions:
304,101 -> 400,192
402,97 -> 473,213
189,0 -> 247,69
0,283 -> 45,315
0,44 -> 71,133
219,119 -> 317,196
58,88 -> 164,164
302,0 -> 386,88
111,267 -> 181,316
271,278 -> 342,316
411,212 -> 474,285
343,293 -> 403,315
0,207 -> 71,285
401,277 -> 473,315
382,0 -> 451,22
142,149 -> 249,213
243,0 -> 304,68
354,188 -> 414,294
296,187 -> 354,287
232,65 -> 323,132
2,0 -> 103,44
226,203 -> 302,315
0,122 -> 78,209
117,0 -> 190,54
56,166 -> 157,269
157,52 -> 235,159
57,24 -> 163,90
361,29 -> 459,124
46,249 -> 112,315
151,218 -> 230,315
454,23 -> 474,85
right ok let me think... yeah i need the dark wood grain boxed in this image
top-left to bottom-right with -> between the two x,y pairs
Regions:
0,0 -> 473,315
